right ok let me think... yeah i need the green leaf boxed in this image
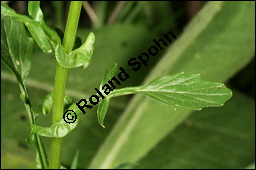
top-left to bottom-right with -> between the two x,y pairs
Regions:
1,2 -> 53,53
31,103 -> 83,138
140,72 -> 232,110
71,150 -> 80,169
115,162 -> 138,169
55,32 -> 96,69
97,72 -> 232,127
42,92 -> 74,116
100,63 -> 118,89
1,16 -> 33,83
97,98 -> 110,128
28,1 -> 44,23
89,2 -> 255,168
26,22 -> 53,53
97,63 -> 118,127
246,163 -> 255,169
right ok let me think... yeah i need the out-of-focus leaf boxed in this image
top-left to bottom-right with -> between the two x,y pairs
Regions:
246,163 -> 255,169
136,91 -> 255,169
71,150 -> 80,169
55,32 -> 95,69
89,2 -> 255,168
115,162 -> 138,169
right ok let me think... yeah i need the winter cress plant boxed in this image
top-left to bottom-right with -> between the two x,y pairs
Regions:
1,1 -> 232,169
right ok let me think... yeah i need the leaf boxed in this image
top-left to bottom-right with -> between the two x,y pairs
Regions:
42,92 -> 74,116
89,1 -> 255,168
55,32 -> 96,69
1,16 -> 33,83
97,72 -> 231,127
71,150 -> 80,169
1,2 -> 53,53
115,162 -> 138,169
1,15 -> 49,169
97,98 -> 110,128
31,103 -> 82,138
135,91 -> 255,169
28,1 -> 44,23
140,72 -> 232,110
25,22 -> 52,53
100,63 -> 118,89
246,163 -> 255,169
97,63 -> 118,127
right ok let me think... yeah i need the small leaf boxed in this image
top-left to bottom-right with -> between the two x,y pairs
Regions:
97,98 -> 110,128
100,63 -> 118,89
31,103 -> 82,138
42,93 -> 74,115
71,150 -> 79,169
55,32 -> 95,69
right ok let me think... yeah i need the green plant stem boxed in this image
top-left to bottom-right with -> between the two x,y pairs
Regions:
49,1 -> 83,169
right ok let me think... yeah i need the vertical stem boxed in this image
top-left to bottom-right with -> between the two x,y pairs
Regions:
49,1 -> 83,169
